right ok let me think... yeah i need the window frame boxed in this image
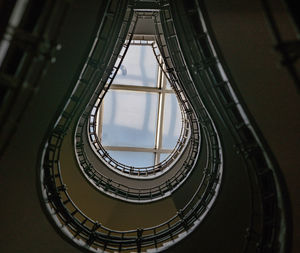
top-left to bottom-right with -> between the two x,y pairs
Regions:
97,41 -> 183,167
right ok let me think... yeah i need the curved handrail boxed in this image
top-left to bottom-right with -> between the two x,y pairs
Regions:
42,123 -> 221,252
75,83 -> 200,202
85,40 -> 191,178
72,14 -> 203,202
73,12 -> 205,202
40,1 -> 223,252
83,12 -> 192,179
170,0 -> 292,252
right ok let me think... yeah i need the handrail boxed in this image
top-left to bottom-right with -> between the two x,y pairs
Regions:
85,40 -> 191,178
42,123 -> 221,252
40,0 -> 224,252
72,13 -> 203,203
168,0 -> 292,252
83,11 -> 191,178
76,11 -> 191,180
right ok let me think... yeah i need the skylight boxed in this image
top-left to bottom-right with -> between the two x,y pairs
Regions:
96,41 -> 182,167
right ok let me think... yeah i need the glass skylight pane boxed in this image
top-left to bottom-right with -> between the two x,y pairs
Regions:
162,94 -> 182,149
107,151 -> 154,167
159,153 -> 170,162
113,45 -> 158,87
101,90 -> 158,148
166,79 -> 172,90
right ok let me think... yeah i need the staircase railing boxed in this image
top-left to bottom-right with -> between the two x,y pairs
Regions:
40,1 -> 224,252
165,0 -> 292,252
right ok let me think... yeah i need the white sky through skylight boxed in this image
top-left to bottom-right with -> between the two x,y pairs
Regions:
102,90 -> 158,148
113,45 -> 158,87
98,42 -> 182,168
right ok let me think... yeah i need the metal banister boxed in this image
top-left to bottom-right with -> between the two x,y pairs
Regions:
40,1 -> 224,252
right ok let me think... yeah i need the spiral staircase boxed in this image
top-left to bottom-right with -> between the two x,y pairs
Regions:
0,0 -> 299,252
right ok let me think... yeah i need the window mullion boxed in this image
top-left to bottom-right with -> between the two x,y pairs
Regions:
155,58 -> 167,164
97,103 -> 104,139
154,56 -> 163,165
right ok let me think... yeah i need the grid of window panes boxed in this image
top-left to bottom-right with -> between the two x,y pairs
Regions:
97,42 -> 182,168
